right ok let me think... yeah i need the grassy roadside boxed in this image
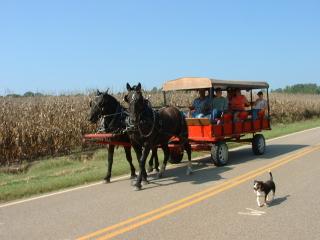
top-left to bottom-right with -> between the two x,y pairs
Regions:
1,118 -> 320,203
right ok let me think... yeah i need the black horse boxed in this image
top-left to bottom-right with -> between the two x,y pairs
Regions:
88,90 -> 159,183
125,83 -> 192,190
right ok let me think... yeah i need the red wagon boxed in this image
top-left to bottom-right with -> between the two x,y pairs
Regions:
84,77 -> 271,166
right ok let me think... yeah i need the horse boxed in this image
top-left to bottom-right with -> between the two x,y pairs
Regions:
88,90 -> 159,183
125,83 -> 192,190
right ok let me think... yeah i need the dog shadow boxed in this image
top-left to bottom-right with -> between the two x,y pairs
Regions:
269,194 -> 290,207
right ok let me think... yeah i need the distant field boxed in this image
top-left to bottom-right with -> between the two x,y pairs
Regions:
1,92 -> 320,165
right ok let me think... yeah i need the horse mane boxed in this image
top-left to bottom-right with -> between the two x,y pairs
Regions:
102,92 -> 127,132
104,92 -> 120,107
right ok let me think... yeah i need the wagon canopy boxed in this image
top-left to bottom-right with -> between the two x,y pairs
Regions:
162,77 -> 269,91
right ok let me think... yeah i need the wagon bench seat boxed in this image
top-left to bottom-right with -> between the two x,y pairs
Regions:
186,118 -> 216,141
186,118 -> 211,126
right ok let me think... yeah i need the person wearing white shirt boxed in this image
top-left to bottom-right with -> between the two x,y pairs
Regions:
252,91 -> 268,120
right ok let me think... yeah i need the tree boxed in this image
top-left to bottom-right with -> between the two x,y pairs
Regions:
6,93 -> 21,98
23,91 -> 35,97
151,87 -> 158,92
273,83 -> 320,94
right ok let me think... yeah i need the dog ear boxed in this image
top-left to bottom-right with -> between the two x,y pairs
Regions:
126,83 -> 132,91
97,89 -> 102,95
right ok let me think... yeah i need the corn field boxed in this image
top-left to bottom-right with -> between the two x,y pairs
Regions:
1,92 -> 320,165
0,96 -> 95,165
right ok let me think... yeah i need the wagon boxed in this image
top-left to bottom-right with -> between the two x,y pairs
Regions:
162,77 -> 271,165
84,77 -> 271,166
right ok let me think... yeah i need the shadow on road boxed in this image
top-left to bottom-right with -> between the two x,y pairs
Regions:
120,144 -> 308,190
145,161 -> 232,189
143,144 -> 308,189
228,144 -> 308,166
269,194 -> 290,207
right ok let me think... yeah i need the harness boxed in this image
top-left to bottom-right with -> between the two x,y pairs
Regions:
102,104 -> 127,134
125,92 -> 187,142
137,108 -> 157,138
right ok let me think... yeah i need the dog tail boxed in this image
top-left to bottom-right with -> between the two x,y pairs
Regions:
268,170 -> 273,181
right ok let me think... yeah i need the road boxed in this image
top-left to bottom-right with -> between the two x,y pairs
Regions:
1,127 -> 320,240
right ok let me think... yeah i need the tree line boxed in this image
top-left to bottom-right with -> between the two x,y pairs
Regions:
3,83 -> 319,97
272,83 -> 320,94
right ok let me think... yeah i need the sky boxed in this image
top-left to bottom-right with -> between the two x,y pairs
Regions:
0,0 -> 320,95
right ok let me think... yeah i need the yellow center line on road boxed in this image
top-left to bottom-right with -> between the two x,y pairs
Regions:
77,144 -> 320,240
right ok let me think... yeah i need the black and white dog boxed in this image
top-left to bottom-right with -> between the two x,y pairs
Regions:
253,171 -> 276,207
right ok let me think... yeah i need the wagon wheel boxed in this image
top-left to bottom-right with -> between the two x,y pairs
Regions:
252,134 -> 266,155
168,147 -> 184,164
211,142 -> 229,166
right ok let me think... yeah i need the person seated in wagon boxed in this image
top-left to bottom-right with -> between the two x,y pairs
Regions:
230,88 -> 250,121
189,89 -> 211,118
251,91 -> 268,120
210,87 -> 228,121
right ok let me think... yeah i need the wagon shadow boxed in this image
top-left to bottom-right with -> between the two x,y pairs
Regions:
228,144 -> 308,166
142,144 -> 307,189
145,159 -> 231,189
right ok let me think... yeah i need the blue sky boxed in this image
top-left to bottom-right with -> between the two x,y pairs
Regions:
0,0 -> 320,95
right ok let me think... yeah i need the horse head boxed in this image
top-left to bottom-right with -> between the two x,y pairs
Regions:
88,89 -> 116,123
124,83 -> 144,125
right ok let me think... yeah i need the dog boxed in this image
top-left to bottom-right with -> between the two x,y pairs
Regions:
253,171 -> 276,207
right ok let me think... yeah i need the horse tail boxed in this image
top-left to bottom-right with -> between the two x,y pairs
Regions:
179,111 -> 189,145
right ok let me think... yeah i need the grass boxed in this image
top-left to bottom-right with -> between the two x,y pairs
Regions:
1,118 -> 320,203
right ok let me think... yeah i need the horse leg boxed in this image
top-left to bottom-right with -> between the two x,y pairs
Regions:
147,150 -> 154,173
124,146 -> 137,179
153,148 -> 160,172
131,144 -> 142,186
185,142 -> 193,175
148,148 -> 159,173
135,146 -> 150,191
132,144 -> 148,182
158,144 -> 169,179
104,145 -> 115,183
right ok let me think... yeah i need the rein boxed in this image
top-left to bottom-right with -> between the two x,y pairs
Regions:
103,104 -> 127,134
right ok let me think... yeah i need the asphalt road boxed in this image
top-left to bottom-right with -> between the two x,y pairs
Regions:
1,127 -> 320,240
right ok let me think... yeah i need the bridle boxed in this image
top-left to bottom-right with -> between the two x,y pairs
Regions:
126,91 -> 157,138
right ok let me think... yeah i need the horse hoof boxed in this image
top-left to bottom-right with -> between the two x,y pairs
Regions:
142,180 -> 149,185
104,177 -> 111,183
134,185 -> 142,191
131,179 -> 137,186
130,174 -> 137,179
157,173 -> 163,179
147,167 -> 153,173
186,168 -> 193,176
155,168 -> 160,173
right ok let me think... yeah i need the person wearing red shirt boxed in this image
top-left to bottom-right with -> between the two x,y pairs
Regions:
230,88 -> 249,120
